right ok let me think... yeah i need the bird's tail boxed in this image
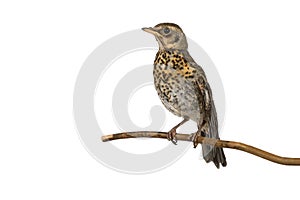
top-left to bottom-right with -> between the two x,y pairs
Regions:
200,102 -> 227,168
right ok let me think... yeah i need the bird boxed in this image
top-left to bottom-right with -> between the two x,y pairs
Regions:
142,23 -> 227,168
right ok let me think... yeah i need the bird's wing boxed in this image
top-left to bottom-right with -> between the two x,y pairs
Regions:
191,63 -> 227,167
191,65 -> 212,111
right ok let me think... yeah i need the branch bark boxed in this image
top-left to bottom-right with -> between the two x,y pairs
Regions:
101,131 -> 300,166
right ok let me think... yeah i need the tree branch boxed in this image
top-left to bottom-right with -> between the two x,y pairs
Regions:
101,131 -> 300,166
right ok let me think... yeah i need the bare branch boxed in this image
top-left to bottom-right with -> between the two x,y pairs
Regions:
101,131 -> 300,166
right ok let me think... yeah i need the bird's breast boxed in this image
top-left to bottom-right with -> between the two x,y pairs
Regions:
153,62 -> 202,121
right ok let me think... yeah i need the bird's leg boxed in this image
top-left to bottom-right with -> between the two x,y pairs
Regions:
168,118 -> 188,145
193,120 -> 204,148
191,131 -> 206,148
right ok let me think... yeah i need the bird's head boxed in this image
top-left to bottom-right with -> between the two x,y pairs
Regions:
142,23 -> 188,50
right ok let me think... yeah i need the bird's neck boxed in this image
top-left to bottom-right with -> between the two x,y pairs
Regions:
157,49 -> 187,55
155,49 -> 182,62
155,49 -> 194,66
154,49 -> 188,67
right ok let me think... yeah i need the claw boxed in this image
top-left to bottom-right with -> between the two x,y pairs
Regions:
171,138 -> 177,145
192,132 -> 199,148
167,128 -> 177,145
166,118 -> 188,145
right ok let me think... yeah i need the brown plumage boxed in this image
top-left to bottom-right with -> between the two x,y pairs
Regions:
142,23 -> 227,168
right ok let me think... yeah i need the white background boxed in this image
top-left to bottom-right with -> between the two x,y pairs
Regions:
1,0 -> 300,199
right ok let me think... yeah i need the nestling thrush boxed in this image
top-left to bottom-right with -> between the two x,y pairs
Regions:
142,23 -> 227,168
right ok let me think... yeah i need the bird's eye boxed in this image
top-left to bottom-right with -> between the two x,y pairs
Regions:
163,27 -> 170,34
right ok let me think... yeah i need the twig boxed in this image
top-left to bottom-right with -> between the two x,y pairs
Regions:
101,131 -> 300,166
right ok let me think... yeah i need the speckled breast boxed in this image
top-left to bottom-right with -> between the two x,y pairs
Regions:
153,50 -> 202,122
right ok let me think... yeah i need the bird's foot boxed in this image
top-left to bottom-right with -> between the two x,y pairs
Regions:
191,132 -> 200,148
166,118 -> 189,145
167,128 -> 177,145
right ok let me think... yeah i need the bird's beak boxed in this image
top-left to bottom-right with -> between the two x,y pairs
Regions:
142,27 -> 160,36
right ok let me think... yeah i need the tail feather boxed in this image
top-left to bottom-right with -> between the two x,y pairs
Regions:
200,102 -> 227,168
